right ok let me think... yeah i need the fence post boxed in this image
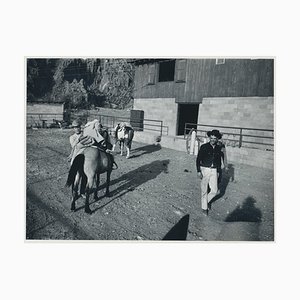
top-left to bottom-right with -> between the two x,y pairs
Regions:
239,128 -> 243,148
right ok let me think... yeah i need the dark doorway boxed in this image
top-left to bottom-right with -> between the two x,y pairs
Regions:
177,104 -> 199,135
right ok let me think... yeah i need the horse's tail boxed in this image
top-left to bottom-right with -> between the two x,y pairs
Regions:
128,128 -> 134,141
126,128 -> 134,149
65,154 -> 84,187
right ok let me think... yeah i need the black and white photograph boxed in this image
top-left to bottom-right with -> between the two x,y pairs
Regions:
2,1 -> 300,299
26,57 -> 274,241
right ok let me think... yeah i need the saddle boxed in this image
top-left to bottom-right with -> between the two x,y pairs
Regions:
90,146 -> 118,169
68,136 -> 111,162
79,135 -> 95,146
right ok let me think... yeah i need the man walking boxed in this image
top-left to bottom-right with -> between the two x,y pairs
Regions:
196,129 -> 224,215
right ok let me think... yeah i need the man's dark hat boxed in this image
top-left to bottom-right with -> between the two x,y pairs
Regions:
207,129 -> 222,139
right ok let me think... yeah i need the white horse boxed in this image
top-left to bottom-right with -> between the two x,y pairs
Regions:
112,122 -> 134,158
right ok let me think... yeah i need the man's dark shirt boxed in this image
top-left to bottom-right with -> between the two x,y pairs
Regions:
196,142 -> 223,172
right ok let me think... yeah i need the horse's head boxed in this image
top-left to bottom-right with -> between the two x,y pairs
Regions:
119,122 -> 126,130
117,126 -> 126,140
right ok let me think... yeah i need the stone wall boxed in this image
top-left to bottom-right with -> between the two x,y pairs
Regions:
133,98 -> 178,136
196,97 -> 274,151
225,147 -> 273,169
132,132 -> 273,169
197,97 -> 274,129
132,96 -> 274,169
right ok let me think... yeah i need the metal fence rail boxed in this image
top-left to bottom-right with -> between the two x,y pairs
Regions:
184,123 -> 274,151
93,114 -> 165,136
27,113 -> 64,128
27,111 -> 166,136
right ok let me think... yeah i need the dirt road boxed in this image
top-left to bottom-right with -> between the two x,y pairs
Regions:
26,129 -> 274,241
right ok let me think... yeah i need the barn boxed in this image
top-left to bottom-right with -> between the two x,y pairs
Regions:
131,58 -> 274,168
132,58 -> 273,135
27,102 -> 65,128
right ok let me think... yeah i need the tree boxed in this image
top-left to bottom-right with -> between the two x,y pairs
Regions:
27,58 -> 135,109
100,59 -> 134,108
27,59 -> 57,102
63,79 -> 88,108
27,59 -> 39,101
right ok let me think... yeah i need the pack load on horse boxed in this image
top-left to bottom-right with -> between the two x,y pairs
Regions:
66,119 -> 117,214
112,122 -> 134,159
96,123 -> 113,151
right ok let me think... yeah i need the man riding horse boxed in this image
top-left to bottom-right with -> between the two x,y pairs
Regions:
66,119 -> 116,213
68,119 -> 113,164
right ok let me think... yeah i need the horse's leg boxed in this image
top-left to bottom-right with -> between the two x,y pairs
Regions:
120,141 -> 124,156
84,175 -> 94,214
126,146 -> 130,159
80,173 -> 87,197
71,172 -> 80,211
71,183 -> 76,211
106,170 -> 111,196
126,130 -> 134,159
94,173 -> 100,200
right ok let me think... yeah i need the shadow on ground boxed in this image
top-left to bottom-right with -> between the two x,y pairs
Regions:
26,190 -> 94,240
210,164 -> 235,206
225,196 -> 262,223
75,159 -> 170,213
163,214 -> 190,240
217,196 -> 262,241
129,144 -> 162,158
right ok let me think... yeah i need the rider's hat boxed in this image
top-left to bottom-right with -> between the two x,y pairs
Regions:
71,119 -> 82,128
207,129 -> 222,139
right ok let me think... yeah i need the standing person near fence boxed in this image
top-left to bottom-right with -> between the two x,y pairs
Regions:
196,129 -> 224,216
217,135 -> 228,189
203,131 -> 228,190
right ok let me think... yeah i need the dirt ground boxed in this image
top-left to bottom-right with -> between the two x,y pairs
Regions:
26,129 -> 274,241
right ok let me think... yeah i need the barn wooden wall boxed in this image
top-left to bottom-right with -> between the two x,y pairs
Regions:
133,59 -> 274,103
27,102 -> 64,127
133,63 -> 175,99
